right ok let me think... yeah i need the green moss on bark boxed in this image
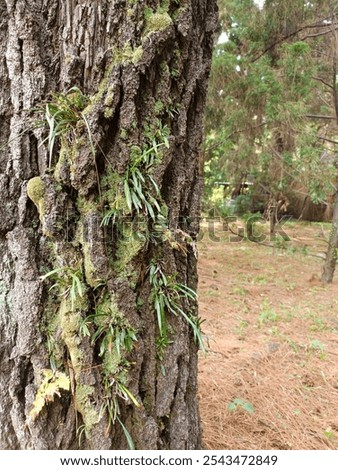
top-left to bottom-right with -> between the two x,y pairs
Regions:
59,296 -> 87,380
75,384 -> 100,433
114,227 -> 146,276
144,9 -> 173,35
26,177 -> 45,220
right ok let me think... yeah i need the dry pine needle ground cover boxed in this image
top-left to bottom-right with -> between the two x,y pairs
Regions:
198,220 -> 338,450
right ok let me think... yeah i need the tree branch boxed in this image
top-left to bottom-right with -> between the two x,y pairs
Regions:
252,14 -> 336,63
318,136 -> 338,145
301,26 -> 338,40
306,22 -> 338,29
306,114 -> 337,120
312,76 -> 335,90
204,121 -> 268,153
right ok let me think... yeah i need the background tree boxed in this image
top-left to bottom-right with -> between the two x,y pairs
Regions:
204,0 -> 338,276
0,0 -> 217,450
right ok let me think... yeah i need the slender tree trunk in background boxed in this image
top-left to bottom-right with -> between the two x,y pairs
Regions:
0,0 -> 217,450
264,198 -> 277,238
322,189 -> 338,284
322,14 -> 338,284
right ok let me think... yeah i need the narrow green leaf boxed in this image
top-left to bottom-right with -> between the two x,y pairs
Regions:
118,384 -> 140,407
144,200 -> 155,220
131,190 -> 142,211
124,180 -> 132,211
71,273 -> 84,298
40,267 -> 62,280
154,296 -> 163,335
148,175 -> 160,194
116,416 -> 136,450
134,168 -> 145,183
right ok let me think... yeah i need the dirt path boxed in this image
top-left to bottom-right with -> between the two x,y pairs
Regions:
198,221 -> 338,449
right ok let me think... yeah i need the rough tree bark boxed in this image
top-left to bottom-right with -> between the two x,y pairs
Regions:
0,0 -> 217,450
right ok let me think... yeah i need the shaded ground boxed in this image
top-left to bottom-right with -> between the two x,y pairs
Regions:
198,219 -> 338,449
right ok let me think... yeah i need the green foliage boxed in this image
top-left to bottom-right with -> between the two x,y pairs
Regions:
149,261 -> 205,355
204,0 -> 337,216
82,295 -> 137,363
309,338 -> 325,352
101,122 -> 170,225
235,318 -> 249,338
41,266 -> 86,312
32,77 -> 193,445
36,87 -> 89,167
41,280 -> 139,445
124,142 -> 164,219
259,300 -> 278,325
227,397 -> 254,414
116,416 -> 136,450
80,293 -> 139,447
233,194 -> 253,216
273,234 -> 290,250
323,428 -> 336,441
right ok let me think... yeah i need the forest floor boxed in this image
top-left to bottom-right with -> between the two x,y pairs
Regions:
197,218 -> 338,450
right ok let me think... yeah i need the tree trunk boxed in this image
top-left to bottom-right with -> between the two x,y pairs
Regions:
264,198 -> 277,238
322,189 -> 338,284
0,0 -> 217,450
321,16 -> 338,285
